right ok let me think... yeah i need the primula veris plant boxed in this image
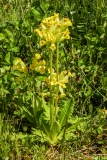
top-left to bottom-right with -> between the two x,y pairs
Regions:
33,13 -> 74,145
12,13 -> 74,145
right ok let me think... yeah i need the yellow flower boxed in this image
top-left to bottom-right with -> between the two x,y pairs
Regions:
30,64 -> 35,70
23,68 -> 28,73
17,58 -> 21,63
50,44 -> 56,50
45,77 -> 50,83
45,69 -> 72,99
40,40 -> 46,46
65,34 -> 70,39
35,53 -> 41,60
40,23 -> 47,29
68,72 -> 72,77
54,95 -> 59,101
48,68 -> 55,73
30,54 -> 46,74
46,70 -> 71,87
60,93 -> 66,98
50,79 -> 57,85
40,66 -> 46,74
34,13 -> 72,49
62,18 -> 72,26
12,58 -> 28,73
34,29 -> 42,38
58,80 -> 66,88
12,65 -> 17,70
41,93 -> 45,97
40,60 -> 46,65
63,70 -> 67,74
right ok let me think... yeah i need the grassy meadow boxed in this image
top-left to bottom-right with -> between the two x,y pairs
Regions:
0,0 -> 107,159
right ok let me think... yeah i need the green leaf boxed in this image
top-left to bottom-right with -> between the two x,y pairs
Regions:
37,76 -> 46,81
11,47 -> 19,52
101,76 -> 107,89
42,98 -> 50,120
59,98 -> 74,128
42,120 -> 51,138
5,52 -> 10,64
40,3 -> 50,12
84,86 -> 92,96
40,120 -> 60,144
98,126 -> 103,134
0,68 -> 5,75
3,88 -> 10,94
33,96 -> 42,119
22,107 -> 35,124
0,33 -> 5,41
3,66 -> 10,70
50,121 -> 61,141
4,29 -> 14,42
32,9 -> 42,21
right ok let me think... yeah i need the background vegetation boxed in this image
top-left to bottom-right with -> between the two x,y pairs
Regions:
0,0 -> 107,159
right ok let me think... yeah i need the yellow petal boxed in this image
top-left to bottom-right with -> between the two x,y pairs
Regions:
45,78 -> 50,83
68,72 -> 72,77
30,64 -> 35,70
40,40 -> 46,46
40,66 -> 45,74
41,60 -> 46,65
34,29 -> 42,38
41,93 -> 45,97
50,44 -> 56,50
23,68 -> 28,73
60,93 -> 66,98
35,53 -> 41,60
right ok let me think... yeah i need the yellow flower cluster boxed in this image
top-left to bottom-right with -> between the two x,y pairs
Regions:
45,69 -> 72,97
30,53 -> 46,74
12,58 -> 28,73
34,13 -> 72,50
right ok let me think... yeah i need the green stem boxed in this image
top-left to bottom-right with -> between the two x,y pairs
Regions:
55,42 -> 59,119
50,51 -> 53,125
32,72 -> 35,109
56,42 -> 59,85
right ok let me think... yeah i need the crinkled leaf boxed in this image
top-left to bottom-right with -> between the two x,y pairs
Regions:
50,121 -> 61,141
59,98 -> 74,128
5,52 -> 10,64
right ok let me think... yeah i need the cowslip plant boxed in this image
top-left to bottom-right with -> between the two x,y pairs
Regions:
33,13 -> 74,145
12,13 -> 74,145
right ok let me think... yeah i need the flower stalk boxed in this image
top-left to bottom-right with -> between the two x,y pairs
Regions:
55,42 -> 59,119
50,51 -> 53,125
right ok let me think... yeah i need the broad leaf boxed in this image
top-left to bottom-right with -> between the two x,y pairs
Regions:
50,121 -> 61,142
59,98 -> 74,128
